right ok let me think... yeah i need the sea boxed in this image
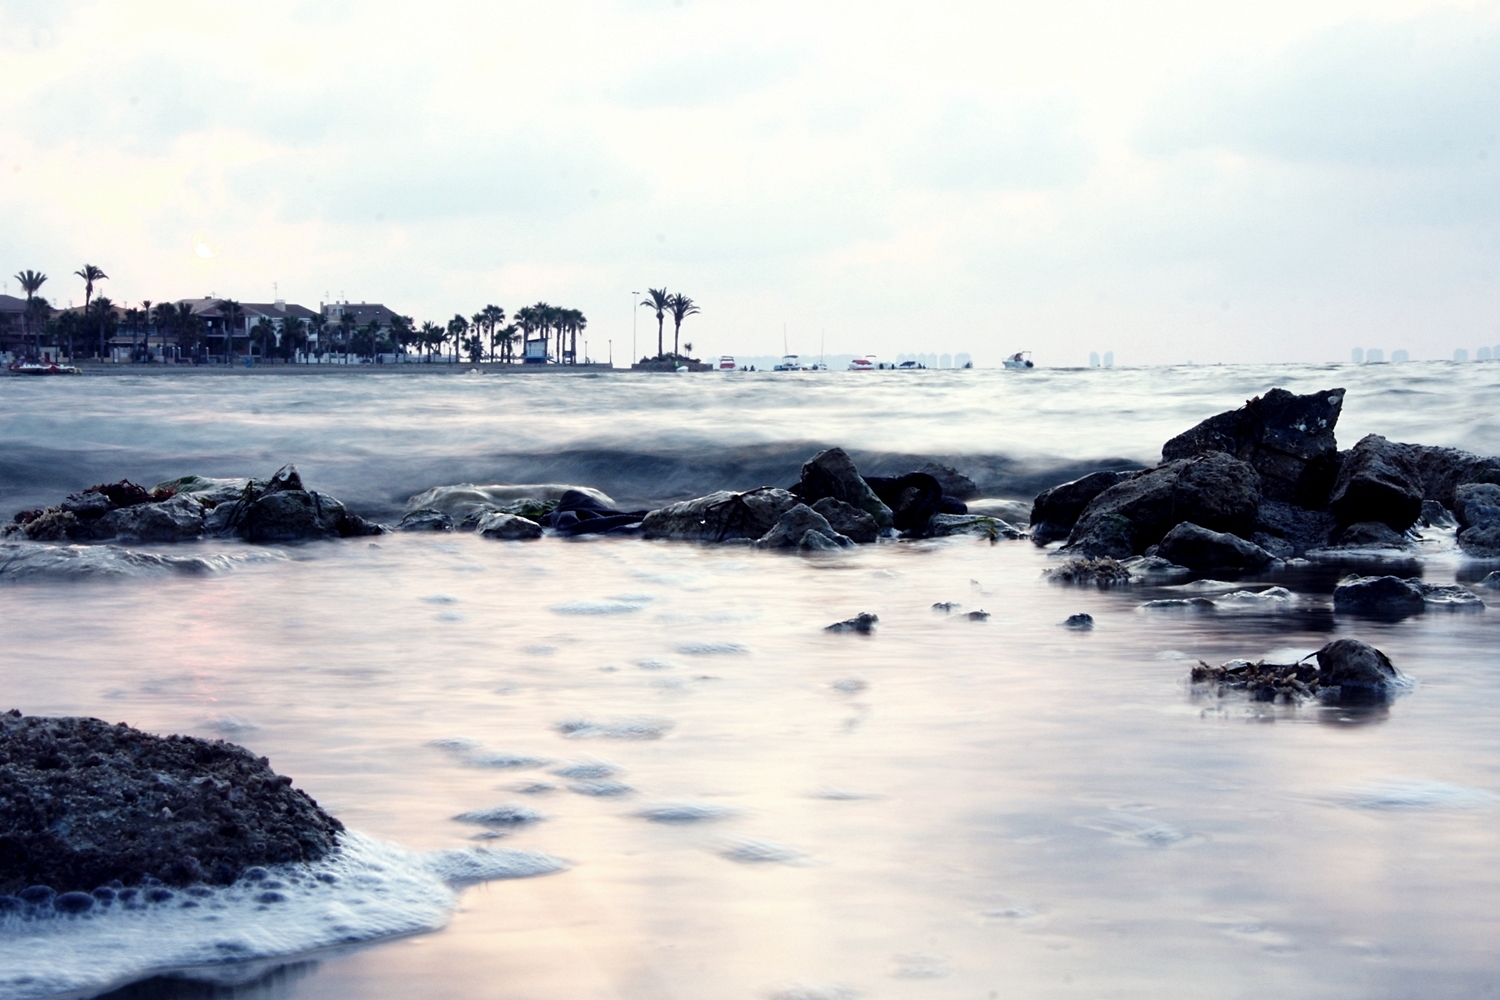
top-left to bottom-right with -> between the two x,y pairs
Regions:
2,362 -> 1499,1000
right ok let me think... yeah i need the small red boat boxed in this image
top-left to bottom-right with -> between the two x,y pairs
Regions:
7,360 -> 82,375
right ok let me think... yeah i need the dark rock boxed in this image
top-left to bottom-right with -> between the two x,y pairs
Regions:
794,448 -> 894,530
1029,470 -> 1125,544
1454,483 -> 1500,531
0,711 -> 343,895
1064,452 -> 1261,557
1458,524 -> 1500,557
397,508 -> 454,532
797,530 -> 846,553
1252,501 -> 1337,557
825,612 -> 878,633
1191,638 -> 1401,704
1335,521 -> 1412,549
1333,575 -> 1427,618
540,490 -> 647,536
89,495 -> 206,542
757,504 -> 853,550
966,610 -> 990,621
810,497 -> 879,543
1480,571 -> 1500,589
642,488 -> 801,542
1044,557 -> 1134,587
1062,613 -> 1094,629
1329,435 -> 1425,531
916,462 -> 979,501
1161,387 -> 1344,506
259,464 -> 305,496
925,513 -> 1022,540
242,491 -> 349,543
1405,446 -> 1500,509
1315,639 -> 1402,700
59,492 -> 115,521
475,511 -> 544,540
1420,500 -> 1457,529
83,480 -> 161,509
1157,521 -> 1274,569
863,473 -> 944,534
932,602 -> 960,612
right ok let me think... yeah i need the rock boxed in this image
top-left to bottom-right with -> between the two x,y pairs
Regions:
475,511 -> 544,540
89,495 -> 206,542
1458,524 -> 1500,557
810,497 -> 879,543
1329,434 -> 1424,531
925,513 -> 1023,540
540,490 -> 647,536
916,462 -> 979,501
240,490 -> 373,543
1404,445 -> 1500,509
0,710 -> 343,895
825,613 -> 878,633
1161,387 -> 1344,506
1335,521 -> 1412,549
1481,571 -> 1500,589
798,530 -> 846,553
966,610 -> 990,621
1454,483 -> 1500,531
1413,582 -> 1485,610
1333,575 -> 1427,618
1315,639 -> 1402,700
59,491 -> 115,521
1029,471 -> 1126,544
1119,555 -> 1194,582
404,483 -> 615,524
1157,521 -> 1274,569
863,472 -> 946,534
397,508 -> 455,532
1420,500 -> 1457,528
794,449 -> 894,530
81,480 -> 161,509
1044,557 -> 1134,587
1062,613 -> 1094,629
6,509 -> 81,542
641,488 -> 801,543
1064,452 -> 1261,557
1252,501 -> 1337,558
757,504 -> 854,550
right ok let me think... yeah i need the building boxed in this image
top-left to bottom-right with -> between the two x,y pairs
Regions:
322,301 -> 399,331
0,294 -> 27,356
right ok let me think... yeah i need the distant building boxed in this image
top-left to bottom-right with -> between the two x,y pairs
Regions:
0,294 -> 26,355
322,301 -> 399,330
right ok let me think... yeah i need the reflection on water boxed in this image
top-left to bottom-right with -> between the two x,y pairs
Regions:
3,532 -> 1499,999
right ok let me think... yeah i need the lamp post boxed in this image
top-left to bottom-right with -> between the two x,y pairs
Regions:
630,291 -> 639,368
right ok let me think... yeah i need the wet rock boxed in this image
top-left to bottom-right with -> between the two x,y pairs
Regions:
1044,556 -> 1134,587
966,610 -> 990,621
1329,435 -> 1424,531
810,497 -> 878,544
825,613 -> 878,633
397,508 -> 455,532
540,490 -> 647,536
89,495 -> 206,542
1315,639 -> 1402,700
405,483 -> 611,525
642,488 -> 801,543
864,472 -> 946,534
1481,571 -> 1500,590
757,504 -> 854,550
0,710 -> 343,895
241,490 -> 366,543
1062,613 -> 1094,629
1332,575 -> 1427,617
794,448 -> 894,530
1157,521 -> 1275,570
1029,471 -> 1125,544
1414,582 -> 1486,610
5,509 -> 81,542
1191,638 -> 1402,704
1335,521 -> 1413,549
59,491 -> 115,521
1404,445 -> 1500,509
1453,483 -> 1500,557
1252,501 -> 1337,558
475,511 -> 544,540
1064,452 -> 1261,558
925,513 -> 1023,540
1161,387 -> 1344,506
1119,555 -> 1194,582
1458,524 -> 1500,558
1420,500 -> 1457,529
916,462 -> 979,501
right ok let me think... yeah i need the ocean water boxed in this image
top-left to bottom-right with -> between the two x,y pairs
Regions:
2,362 -> 1499,999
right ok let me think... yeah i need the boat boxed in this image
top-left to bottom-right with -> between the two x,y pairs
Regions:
7,360 -> 82,375
1002,351 -> 1034,370
773,354 -> 802,371
717,355 -> 737,372
848,356 -> 876,372
896,360 -> 924,370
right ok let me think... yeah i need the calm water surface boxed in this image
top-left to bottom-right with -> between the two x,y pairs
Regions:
2,364 -> 1499,999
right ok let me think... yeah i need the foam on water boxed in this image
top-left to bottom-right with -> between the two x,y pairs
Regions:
0,542 -> 286,582
1320,779 -> 1499,810
0,833 -> 564,1000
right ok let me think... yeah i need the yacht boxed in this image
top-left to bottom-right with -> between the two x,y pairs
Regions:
1003,351 -> 1035,370
773,355 -> 802,371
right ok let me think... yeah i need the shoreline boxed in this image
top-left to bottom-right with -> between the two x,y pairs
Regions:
14,361 -> 621,376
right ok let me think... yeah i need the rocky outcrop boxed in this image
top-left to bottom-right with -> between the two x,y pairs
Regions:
1063,452 -> 1261,558
539,490 -> 647,536
1252,500 -> 1337,558
0,711 -> 343,896
641,488 -> 801,542
925,514 -> 1023,540
792,449 -> 894,530
1333,574 -> 1485,617
1329,435 -> 1424,531
825,613 -> 878,633
1454,483 -> 1500,556
1334,521 -> 1413,549
916,462 -> 979,501
1029,471 -> 1125,544
475,511 -> 544,540
1156,522 -> 1275,570
88,495 -> 206,542
1405,446 -> 1500,509
1161,387 -> 1344,506
756,504 -> 854,550
864,473 -> 949,534
404,483 -> 615,525
397,508 -> 455,532
1190,638 -> 1402,703
810,497 -> 878,543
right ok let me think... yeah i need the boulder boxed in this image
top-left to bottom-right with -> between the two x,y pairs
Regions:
59,491 -> 115,521
397,508 -> 455,532
756,504 -> 854,550
1314,639 -> 1402,701
825,613 -> 878,633
925,513 -> 1023,540
641,488 -> 801,543
916,462 -> 979,501
1044,556 -> 1135,587
1420,500 -> 1457,528
405,483 -> 615,524
1252,500 -> 1337,558
1334,521 -> 1412,549
1458,524 -> 1500,558
1405,446 -> 1500,509
540,490 -> 647,536
1329,435 -> 1425,531
810,497 -> 878,543
1029,470 -> 1125,544
1454,483 -> 1500,531
89,495 -> 206,542
0,710 -> 343,895
475,511 -> 544,540
1157,521 -> 1275,570
864,473 -> 950,534
1332,575 -> 1427,618
793,449 -> 894,530
1064,452 -> 1261,557
1481,571 -> 1500,590
1161,387 -> 1344,506
240,490 -> 376,543
1062,613 -> 1094,629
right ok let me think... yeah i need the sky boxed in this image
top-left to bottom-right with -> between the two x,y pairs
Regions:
1,0 -> 1498,366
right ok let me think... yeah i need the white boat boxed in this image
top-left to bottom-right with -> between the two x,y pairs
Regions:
1002,351 -> 1034,370
7,360 -> 81,375
848,356 -> 876,371
773,354 -> 802,371
717,355 -> 737,372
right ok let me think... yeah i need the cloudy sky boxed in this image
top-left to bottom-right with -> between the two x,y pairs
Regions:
2,0 -> 1498,365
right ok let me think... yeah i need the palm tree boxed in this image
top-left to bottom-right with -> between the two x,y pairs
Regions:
493,322 -> 519,363
249,316 -> 275,361
481,304 -> 505,361
85,296 -> 116,361
446,315 -> 469,364
14,270 -> 47,355
307,311 -> 327,362
219,300 -> 245,363
279,316 -> 305,361
418,321 -> 442,362
666,294 -> 699,360
641,288 -> 670,360
74,265 -> 108,358
388,314 -> 413,361
337,311 -> 355,364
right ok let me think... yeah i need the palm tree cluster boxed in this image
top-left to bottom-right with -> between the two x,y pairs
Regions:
639,288 -> 700,363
